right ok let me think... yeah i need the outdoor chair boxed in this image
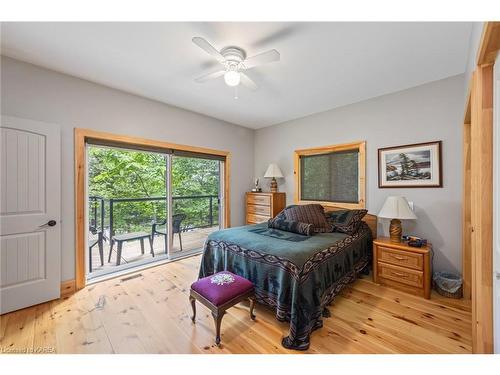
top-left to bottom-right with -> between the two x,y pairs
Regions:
151,213 -> 186,252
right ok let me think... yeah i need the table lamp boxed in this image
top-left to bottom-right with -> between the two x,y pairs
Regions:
378,196 -> 417,242
264,163 -> 284,192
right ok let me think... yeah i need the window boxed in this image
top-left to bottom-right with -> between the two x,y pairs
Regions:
294,141 -> 366,209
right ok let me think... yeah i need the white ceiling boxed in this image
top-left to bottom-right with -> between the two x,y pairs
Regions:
1,22 -> 472,129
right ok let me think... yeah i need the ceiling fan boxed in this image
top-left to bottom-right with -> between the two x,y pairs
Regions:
192,36 -> 280,92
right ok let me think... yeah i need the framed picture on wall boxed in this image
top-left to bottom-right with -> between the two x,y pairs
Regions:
378,141 -> 442,188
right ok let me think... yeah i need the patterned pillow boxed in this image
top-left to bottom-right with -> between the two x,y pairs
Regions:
279,204 -> 332,233
325,209 -> 368,235
268,216 -> 313,236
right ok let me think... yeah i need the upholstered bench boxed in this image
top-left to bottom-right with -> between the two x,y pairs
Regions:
190,271 -> 256,345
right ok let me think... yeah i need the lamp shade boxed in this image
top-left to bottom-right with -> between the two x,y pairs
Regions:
264,163 -> 284,178
378,196 -> 417,220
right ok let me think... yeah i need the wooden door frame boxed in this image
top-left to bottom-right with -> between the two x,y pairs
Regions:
470,64 -> 494,354
462,119 -> 472,300
462,22 -> 500,354
74,128 -> 231,290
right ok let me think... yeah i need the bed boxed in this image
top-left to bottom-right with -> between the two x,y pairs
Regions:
198,210 -> 376,350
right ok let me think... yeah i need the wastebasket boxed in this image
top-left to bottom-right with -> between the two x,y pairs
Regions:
432,272 -> 463,299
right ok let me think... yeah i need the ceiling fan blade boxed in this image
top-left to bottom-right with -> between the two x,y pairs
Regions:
194,70 -> 225,83
244,49 -> 280,69
192,37 -> 225,63
240,72 -> 258,91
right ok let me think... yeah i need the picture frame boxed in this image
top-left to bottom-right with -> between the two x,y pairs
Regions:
378,141 -> 442,188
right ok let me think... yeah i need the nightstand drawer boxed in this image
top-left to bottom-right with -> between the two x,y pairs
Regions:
377,246 -> 423,270
246,213 -> 270,224
247,204 -> 271,216
247,194 -> 271,206
378,262 -> 423,288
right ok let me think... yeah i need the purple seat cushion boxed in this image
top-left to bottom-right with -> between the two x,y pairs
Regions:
191,271 -> 254,306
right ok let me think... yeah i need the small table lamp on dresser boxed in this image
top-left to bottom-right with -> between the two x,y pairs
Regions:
378,196 -> 417,242
264,163 -> 284,193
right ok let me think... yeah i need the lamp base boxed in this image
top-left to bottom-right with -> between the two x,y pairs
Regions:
389,219 -> 402,243
270,177 -> 278,193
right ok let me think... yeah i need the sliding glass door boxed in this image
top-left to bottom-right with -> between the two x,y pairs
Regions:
168,154 -> 223,258
85,143 -> 224,280
86,144 -> 169,279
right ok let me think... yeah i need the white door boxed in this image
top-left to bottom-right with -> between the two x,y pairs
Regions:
494,53 -> 500,353
0,116 -> 61,314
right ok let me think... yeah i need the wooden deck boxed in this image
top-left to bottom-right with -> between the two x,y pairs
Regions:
88,226 -> 218,276
0,254 -> 472,354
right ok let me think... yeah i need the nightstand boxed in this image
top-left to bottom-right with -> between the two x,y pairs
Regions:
372,237 -> 432,299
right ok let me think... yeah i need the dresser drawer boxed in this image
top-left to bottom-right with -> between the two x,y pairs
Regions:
247,204 -> 271,216
247,194 -> 271,206
246,213 -> 270,224
377,246 -> 423,270
377,262 -> 423,288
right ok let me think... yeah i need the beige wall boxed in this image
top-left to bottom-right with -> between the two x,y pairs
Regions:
254,74 -> 465,273
1,56 -> 255,281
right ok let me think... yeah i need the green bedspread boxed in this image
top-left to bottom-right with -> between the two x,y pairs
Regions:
198,222 -> 372,350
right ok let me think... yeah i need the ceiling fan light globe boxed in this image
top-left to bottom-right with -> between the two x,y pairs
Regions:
224,70 -> 240,87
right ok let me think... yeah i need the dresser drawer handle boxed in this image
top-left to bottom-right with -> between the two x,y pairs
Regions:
389,270 -> 409,278
388,254 -> 406,261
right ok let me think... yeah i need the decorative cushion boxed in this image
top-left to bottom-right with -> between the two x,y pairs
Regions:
268,216 -> 313,236
325,209 -> 368,235
279,204 -> 332,233
191,271 -> 254,306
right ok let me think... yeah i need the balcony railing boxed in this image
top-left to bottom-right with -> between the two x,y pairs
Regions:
89,194 -> 219,239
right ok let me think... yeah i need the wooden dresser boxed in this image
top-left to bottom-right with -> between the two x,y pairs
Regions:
245,192 -> 286,225
372,237 -> 432,299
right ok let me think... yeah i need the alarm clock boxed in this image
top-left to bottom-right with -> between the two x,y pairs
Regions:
408,239 -> 427,247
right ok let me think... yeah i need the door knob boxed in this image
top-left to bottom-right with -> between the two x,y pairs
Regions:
39,220 -> 57,228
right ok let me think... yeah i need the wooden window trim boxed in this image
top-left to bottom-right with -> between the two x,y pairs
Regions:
293,141 -> 366,209
74,128 -> 231,290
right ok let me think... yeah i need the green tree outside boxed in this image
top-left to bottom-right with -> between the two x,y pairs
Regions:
88,146 -> 220,235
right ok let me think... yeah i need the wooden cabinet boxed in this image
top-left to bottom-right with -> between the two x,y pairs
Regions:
245,192 -> 286,225
372,238 -> 431,299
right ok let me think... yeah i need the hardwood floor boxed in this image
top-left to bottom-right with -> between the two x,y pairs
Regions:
0,255 -> 472,354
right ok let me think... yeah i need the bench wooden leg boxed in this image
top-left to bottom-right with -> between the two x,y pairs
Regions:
98,238 -> 104,267
189,296 -> 196,322
140,238 -> 145,255
249,297 -> 256,320
116,241 -> 123,266
108,240 -> 114,263
89,246 -> 93,273
212,310 -> 225,345
149,236 -> 154,257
